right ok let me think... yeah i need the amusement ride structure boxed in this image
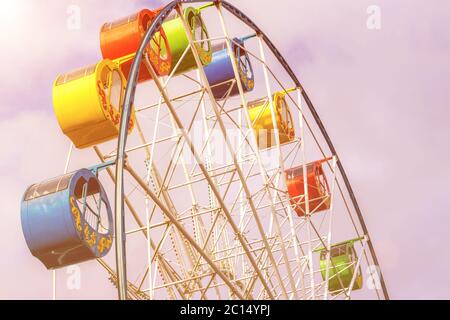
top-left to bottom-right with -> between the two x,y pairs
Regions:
20,0 -> 389,300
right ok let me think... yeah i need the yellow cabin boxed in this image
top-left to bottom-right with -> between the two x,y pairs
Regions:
52,59 -> 135,149
248,91 -> 295,149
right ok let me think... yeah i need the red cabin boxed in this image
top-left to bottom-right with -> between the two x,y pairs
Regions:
285,160 -> 331,216
100,9 -> 171,83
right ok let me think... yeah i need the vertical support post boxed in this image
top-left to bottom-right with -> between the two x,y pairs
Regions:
53,142 -> 74,300
213,2 -> 293,299
323,156 -> 338,300
345,240 -> 367,299
144,160 -> 155,299
142,97 -> 163,300
175,3 -> 280,299
115,170 -> 128,299
295,88 -> 316,299
52,271 -> 56,301
257,35 -> 301,299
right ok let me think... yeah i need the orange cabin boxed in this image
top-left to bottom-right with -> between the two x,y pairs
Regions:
285,160 -> 331,216
100,9 -> 171,83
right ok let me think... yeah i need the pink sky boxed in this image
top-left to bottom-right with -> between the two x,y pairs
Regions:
1,0 -> 449,299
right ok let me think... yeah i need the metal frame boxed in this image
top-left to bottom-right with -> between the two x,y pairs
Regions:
43,0 -> 389,300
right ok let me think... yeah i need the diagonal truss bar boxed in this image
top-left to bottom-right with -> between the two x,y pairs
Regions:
114,0 -> 389,300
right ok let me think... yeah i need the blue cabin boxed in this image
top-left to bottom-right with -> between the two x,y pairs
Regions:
21,169 -> 113,269
204,38 -> 254,100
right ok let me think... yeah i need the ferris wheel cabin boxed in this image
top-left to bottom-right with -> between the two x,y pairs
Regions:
52,59 -> 135,149
204,37 -> 255,100
248,91 -> 296,149
285,159 -> 331,216
162,7 -> 212,75
100,9 -> 172,83
20,169 -> 114,269
319,241 -> 363,294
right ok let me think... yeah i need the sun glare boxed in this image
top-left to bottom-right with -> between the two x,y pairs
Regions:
0,0 -> 20,26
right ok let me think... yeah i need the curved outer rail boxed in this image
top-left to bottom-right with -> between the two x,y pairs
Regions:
114,0 -> 389,300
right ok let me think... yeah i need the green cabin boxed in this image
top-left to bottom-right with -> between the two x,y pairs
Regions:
320,241 -> 363,294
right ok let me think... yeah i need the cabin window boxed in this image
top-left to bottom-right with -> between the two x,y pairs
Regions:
139,13 -> 151,34
151,31 -> 169,60
107,13 -> 138,30
212,42 -> 226,53
330,245 -> 346,258
286,163 -> 314,180
109,70 -> 123,112
74,178 -> 110,235
56,64 -> 96,86
190,12 -> 209,52
24,173 -> 72,201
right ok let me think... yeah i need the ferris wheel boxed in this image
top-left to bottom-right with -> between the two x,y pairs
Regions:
20,0 -> 389,300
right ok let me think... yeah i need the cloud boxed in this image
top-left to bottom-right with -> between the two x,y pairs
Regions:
1,0 -> 450,298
